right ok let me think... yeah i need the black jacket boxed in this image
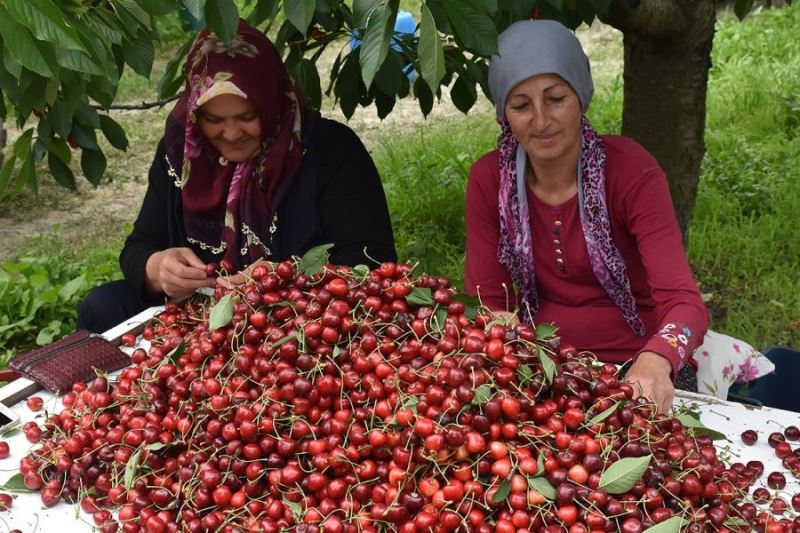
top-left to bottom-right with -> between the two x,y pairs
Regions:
120,118 -> 397,298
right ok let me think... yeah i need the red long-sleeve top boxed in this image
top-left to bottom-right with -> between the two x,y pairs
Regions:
465,135 -> 709,376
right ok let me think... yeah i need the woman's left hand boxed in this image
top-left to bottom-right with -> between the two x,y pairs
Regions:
623,351 -> 675,414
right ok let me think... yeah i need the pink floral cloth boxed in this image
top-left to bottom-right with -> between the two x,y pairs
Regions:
695,330 -> 775,399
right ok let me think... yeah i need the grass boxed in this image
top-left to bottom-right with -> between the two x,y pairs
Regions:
687,5 -> 800,348
1,4 -> 799,358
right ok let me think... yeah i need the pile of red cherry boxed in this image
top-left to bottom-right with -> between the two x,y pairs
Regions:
4,258 -> 800,532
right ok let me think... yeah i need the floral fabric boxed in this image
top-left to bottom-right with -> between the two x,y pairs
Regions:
651,322 -> 699,368
694,330 -> 775,399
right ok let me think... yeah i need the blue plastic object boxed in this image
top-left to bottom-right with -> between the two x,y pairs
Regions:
350,11 -> 417,79
727,345 -> 800,412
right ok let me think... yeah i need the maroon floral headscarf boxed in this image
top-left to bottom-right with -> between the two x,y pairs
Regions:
497,116 -> 646,335
165,20 -> 313,271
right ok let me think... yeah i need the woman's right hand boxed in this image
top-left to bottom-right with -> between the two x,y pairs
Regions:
145,247 -> 215,298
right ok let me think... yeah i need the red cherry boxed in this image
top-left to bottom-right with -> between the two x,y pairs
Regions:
120,332 -> 137,347
741,429 -> 758,446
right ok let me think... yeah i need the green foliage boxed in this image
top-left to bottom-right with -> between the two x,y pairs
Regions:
688,4 -> 800,349
376,115 -> 496,288
0,0 -> 610,196
0,234 -> 122,366
0,0 -> 180,199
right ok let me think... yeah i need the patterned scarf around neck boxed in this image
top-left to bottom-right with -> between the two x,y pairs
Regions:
164,20 -> 315,272
497,116 -> 646,336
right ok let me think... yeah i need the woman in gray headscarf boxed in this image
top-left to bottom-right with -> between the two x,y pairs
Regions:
464,20 -> 709,413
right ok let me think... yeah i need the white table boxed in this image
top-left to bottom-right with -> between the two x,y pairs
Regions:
0,305 -> 162,532
0,309 -> 798,531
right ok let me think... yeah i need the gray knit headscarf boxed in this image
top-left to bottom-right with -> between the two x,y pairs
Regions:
488,19 -> 594,117
488,19 -> 645,336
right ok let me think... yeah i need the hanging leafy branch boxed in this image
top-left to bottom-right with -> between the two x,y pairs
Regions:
0,0 -> 788,197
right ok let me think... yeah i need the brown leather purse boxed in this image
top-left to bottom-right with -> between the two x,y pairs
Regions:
8,330 -> 131,393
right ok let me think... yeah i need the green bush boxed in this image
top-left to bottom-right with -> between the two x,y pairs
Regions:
0,236 -> 122,365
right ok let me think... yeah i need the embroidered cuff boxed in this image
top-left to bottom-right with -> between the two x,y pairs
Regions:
638,323 -> 699,380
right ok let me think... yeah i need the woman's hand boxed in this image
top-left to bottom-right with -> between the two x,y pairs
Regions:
624,351 -> 675,414
216,260 -> 273,289
145,248 -> 215,298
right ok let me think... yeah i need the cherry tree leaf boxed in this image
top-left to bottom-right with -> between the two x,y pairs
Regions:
298,243 -> 334,275
0,473 -> 32,493
407,287 -> 434,307
527,476 -> 555,500
271,335 -> 296,348
472,384 -> 493,406
537,347 -> 556,384
166,340 -> 185,364
491,478 -> 511,503
535,322 -> 558,339
598,455 -> 652,495
676,412 -> 728,441
517,364 -> 534,387
124,447 -> 142,491
587,401 -> 620,426
643,516 -> 686,533
209,294 -> 234,331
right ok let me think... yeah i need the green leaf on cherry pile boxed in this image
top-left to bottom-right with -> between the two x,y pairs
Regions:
491,478 -> 511,503
535,322 -> 558,339
537,347 -> 556,384
124,448 -> 143,491
433,307 -> 448,332
723,517 -> 750,527
298,243 -> 334,275
0,473 -> 32,493
527,476 -> 556,500
472,384 -> 493,406
517,364 -> 534,387
166,340 -> 185,364
536,454 -> 545,476
271,334 -> 296,348
642,516 -> 686,533
407,287 -> 434,307
598,455 -> 652,494
587,401 -> 620,426
283,498 -> 303,522
209,294 -> 234,331
401,396 -> 419,411
352,264 -> 370,278
0,426 -> 21,438
676,412 -> 728,442
147,442 -> 170,452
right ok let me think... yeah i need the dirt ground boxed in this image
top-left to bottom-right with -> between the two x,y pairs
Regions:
0,24 -> 622,261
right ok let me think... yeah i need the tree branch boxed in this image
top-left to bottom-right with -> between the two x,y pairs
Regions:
91,94 -> 181,111
600,0 -> 690,38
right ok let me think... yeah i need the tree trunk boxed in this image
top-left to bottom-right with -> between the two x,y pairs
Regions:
0,118 -> 5,169
602,1 -> 716,240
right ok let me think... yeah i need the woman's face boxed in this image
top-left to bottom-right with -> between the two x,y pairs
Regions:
504,73 -> 582,167
197,94 -> 262,162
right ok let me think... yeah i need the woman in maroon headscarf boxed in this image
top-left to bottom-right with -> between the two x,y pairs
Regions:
78,20 -> 396,332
